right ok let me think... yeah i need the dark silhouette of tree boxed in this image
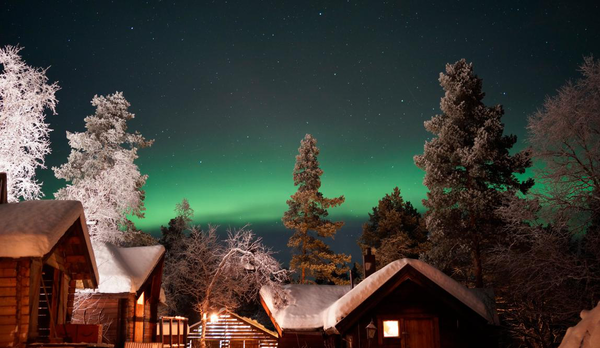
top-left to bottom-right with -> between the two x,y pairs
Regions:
358,187 -> 428,268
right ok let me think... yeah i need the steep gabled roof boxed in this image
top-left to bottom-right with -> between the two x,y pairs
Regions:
261,258 -> 498,334
0,200 -> 98,286
260,284 -> 350,331
0,200 -> 90,257
92,242 -> 165,294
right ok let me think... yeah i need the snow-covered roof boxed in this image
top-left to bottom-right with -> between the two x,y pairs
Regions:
261,258 -> 498,333
0,200 -> 90,257
261,284 -> 351,331
92,242 -> 165,294
559,301 -> 600,348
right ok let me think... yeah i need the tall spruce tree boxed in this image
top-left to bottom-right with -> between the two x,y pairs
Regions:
414,59 -> 533,287
283,134 -> 350,284
358,187 -> 428,269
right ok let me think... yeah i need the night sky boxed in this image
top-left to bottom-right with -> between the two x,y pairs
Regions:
1,0 -> 599,264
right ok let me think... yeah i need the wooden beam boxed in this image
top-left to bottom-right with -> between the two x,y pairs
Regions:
65,255 -> 86,264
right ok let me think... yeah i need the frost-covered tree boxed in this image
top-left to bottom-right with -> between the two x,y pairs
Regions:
0,45 -> 59,202
283,134 -> 350,284
167,226 -> 289,348
488,195 -> 600,347
414,59 -> 533,287
53,92 -> 153,244
529,57 -> 600,235
358,187 -> 428,269
485,57 -> 600,347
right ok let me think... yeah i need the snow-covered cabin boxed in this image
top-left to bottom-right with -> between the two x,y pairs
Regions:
188,311 -> 278,348
261,259 -> 499,348
559,301 -> 600,348
0,199 -> 99,346
71,243 -> 165,348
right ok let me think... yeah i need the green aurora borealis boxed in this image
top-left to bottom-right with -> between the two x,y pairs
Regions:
2,0 -> 599,262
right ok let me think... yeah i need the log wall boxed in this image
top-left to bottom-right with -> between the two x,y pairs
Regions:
0,259 -> 31,347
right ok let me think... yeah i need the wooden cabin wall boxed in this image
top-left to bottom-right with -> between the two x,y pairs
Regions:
340,280 -> 497,348
278,332 -> 334,348
71,293 -> 134,347
0,259 -> 30,347
189,314 -> 278,348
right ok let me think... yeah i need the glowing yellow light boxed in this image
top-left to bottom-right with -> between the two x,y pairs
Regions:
210,313 -> 219,323
383,320 -> 399,337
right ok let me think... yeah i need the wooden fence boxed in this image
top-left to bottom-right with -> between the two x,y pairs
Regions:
157,316 -> 188,348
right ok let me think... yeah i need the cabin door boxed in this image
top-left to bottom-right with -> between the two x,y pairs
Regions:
401,318 -> 437,348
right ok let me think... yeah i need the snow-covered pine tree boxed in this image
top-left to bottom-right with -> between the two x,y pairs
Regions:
358,187 -> 428,269
283,134 -> 350,284
53,92 -> 153,244
414,59 -> 533,287
0,45 -> 60,202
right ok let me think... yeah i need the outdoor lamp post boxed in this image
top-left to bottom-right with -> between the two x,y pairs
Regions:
366,319 -> 377,339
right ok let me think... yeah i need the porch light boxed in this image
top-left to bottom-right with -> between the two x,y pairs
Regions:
366,319 -> 377,339
210,313 -> 219,323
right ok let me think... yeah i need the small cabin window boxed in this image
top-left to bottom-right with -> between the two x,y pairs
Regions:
383,320 -> 400,338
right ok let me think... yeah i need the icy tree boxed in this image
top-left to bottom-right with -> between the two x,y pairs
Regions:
529,57 -> 600,235
166,226 -> 289,348
0,45 -> 60,202
488,196 -> 600,347
414,59 -> 533,287
358,187 -> 428,269
53,92 -> 153,244
283,134 -> 350,284
485,57 -> 600,347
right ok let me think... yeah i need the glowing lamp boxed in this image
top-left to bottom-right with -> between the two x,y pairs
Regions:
366,319 -> 377,339
210,313 -> 219,323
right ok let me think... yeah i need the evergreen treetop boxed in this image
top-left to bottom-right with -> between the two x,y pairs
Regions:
414,59 -> 533,287
283,134 -> 350,284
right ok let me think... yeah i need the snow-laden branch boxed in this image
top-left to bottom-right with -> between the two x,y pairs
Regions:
162,225 -> 289,348
0,45 -> 59,202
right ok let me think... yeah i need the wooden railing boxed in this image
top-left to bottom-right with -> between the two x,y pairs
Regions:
157,316 -> 189,348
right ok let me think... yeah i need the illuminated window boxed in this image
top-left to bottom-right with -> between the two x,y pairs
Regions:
383,320 -> 399,337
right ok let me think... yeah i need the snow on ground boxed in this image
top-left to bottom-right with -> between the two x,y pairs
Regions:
90,242 -> 165,293
262,258 -> 497,333
0,200 -> 87,257
559,302 -> 600,348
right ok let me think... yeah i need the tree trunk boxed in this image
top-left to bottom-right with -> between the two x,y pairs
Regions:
200,302 -> 208,348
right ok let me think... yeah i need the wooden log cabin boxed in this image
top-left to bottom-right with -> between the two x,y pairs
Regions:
188,311 -> 278,348
71,243 -> 165,348
0,198 -> 99,347
260,258 -> 500,348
